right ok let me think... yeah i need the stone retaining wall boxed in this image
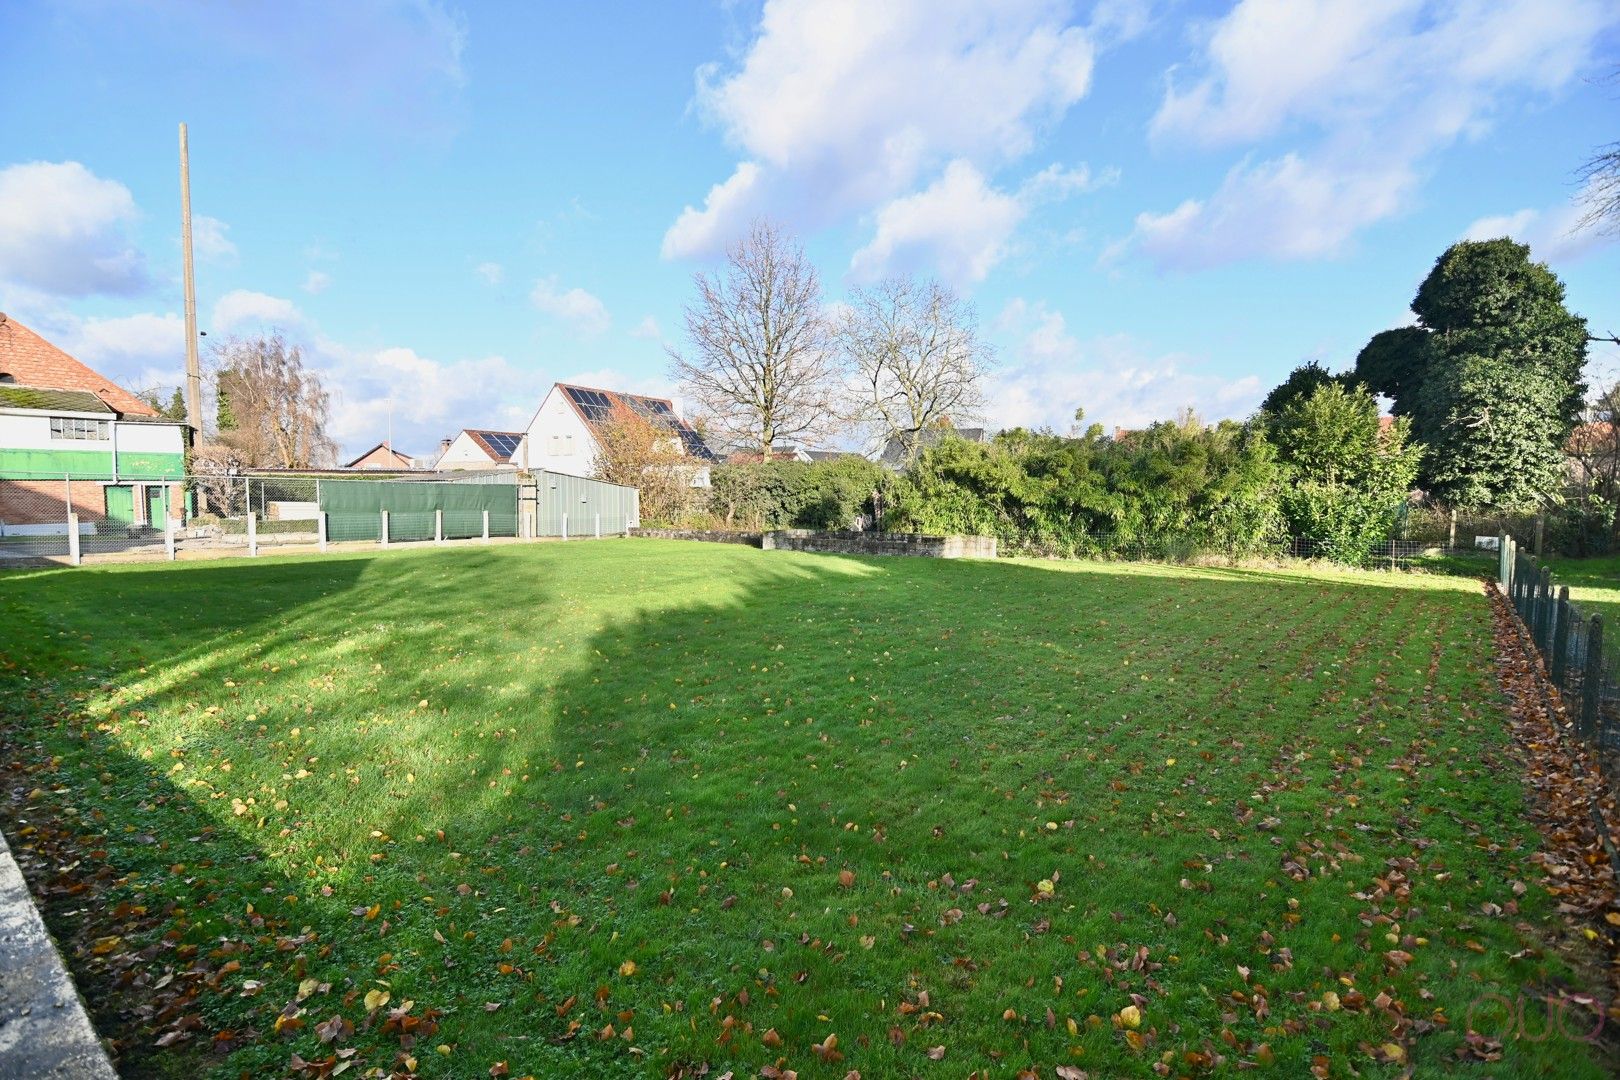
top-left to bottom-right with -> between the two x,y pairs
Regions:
630,528 -> 763,546
761,529 -> 996,559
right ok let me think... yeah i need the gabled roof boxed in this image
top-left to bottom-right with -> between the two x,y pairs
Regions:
0,385 -> 114,413
345,442 -> 416,469
0,314 -> 157,416
464,429 -> 523,462
555,382 -> 717,461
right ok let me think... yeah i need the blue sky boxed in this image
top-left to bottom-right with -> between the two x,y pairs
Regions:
2,0 -> 1618,460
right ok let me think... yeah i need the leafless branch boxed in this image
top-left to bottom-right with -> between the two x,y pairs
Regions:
668,220 -> 838,457
836,276 -> 994,465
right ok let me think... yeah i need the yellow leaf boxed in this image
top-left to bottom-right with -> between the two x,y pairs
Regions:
619,959 -> 637,977
1036,879 -> 1055,895
364,989 -> 391,1012
1380,1042 -> 1406,1062
1605,912 -> 1620,927
1118,1004 -> 1142,1029
297,978 -> 319,1001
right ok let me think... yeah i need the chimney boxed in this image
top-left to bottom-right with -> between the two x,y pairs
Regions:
439,438 -> 452,454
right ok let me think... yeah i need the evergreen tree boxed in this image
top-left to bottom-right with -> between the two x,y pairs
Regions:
1353,239 -> 1587,508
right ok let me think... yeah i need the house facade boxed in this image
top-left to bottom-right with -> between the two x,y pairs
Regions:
519,383 -> 716,486
434,429 -> 522,470
0,315 -> 188,532
345,442 -> 419,470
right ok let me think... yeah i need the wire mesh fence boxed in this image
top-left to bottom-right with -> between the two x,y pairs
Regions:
0,469 -> 637,565
1501,536 -> 1620,768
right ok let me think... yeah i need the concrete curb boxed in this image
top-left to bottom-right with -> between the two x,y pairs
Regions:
0,827 -> 119,1078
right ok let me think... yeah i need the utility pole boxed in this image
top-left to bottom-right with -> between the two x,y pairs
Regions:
179,122 -> 203,437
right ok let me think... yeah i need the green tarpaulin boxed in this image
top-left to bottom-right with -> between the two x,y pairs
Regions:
320,480 -> 518,542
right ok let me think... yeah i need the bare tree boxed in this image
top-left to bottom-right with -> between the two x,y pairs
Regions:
591,402 -> 698,524
669,220 -> 837,457
1577,67 -> 1620,234
838,276 -> 994,466
208,333 -> 337,469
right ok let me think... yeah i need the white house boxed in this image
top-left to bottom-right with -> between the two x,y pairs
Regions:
518,383 -> 715,486
433,429 -> 523,471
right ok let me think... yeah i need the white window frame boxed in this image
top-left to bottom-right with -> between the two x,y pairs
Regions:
50,417 -> 110,441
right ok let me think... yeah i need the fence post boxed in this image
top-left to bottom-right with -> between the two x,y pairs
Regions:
482,509 -> 490,543
1534,515 -> 1545,558
595,512 -> 601,540
165,512 -> 176,561
1536,567 -> 1553,649
380,510 -> 390,547
318,512 -> 328,554
67,513 -> 80,566
1581,614 -> 1604,737
435,508 -> 444,545
1498,533 -> 1509,588
1552,586 -> 1571,686
1448,509 -> 1456,550
562,512 -> 568,542
247,509 -> 258,557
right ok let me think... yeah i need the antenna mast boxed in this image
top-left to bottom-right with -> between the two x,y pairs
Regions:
179,122 -> 202,435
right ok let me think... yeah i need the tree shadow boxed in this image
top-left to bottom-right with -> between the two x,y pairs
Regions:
0,543 -> 1604,1078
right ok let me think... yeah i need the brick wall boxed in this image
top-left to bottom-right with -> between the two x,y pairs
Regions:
0,478 -> 101,526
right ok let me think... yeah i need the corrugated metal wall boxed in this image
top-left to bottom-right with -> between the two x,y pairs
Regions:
532,471 -> 639,537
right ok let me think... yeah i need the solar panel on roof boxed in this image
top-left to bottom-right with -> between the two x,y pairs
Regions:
482,432 -> 521,458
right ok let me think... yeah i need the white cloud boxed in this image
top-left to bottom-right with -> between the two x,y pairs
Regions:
0,161 -> 147,297
318,342 -> 544,458
630,315 -> 663,340
989,300 -> 1264,432
192,215 -> 237,262
850,160 -> 1026,284
303,270 -> 332,294
662,162 -> 766,260
1120,0 -> 1617,269
211,289 -> 306,333
475,261 -> 504,285
1461,181 -> 1614,264
530,277 -> 610,337
1122,153 -> 1416,269
665,0 -> 1099,259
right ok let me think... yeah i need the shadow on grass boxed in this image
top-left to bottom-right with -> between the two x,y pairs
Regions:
0,542 -> 1611,1078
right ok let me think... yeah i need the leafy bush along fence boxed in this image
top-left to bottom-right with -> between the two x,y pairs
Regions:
1500,535 -> 1620,775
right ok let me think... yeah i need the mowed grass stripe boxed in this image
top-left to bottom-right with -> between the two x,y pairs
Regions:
0,542 -> 1606,1078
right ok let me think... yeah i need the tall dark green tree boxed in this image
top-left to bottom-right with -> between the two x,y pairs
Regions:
1259,361 -> 1349,417
1353,238 -> 1587,508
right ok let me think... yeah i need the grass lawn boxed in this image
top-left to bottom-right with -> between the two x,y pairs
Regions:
1536,553 -> 1620,624
0,541 -> 1609,1078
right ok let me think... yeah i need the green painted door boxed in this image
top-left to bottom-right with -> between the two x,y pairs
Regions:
104,485 -> 134,525
145,486 -> 166,527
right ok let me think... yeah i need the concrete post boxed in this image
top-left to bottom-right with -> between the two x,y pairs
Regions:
1534,515 -> 1545,558
67,513 -> 80,566
165,515 -> 176,561
562,513 -> 568,542
595,513 -> 601,540
318,512 -> 328,554
247,510 -> 258,557
380,510 -> 390,547
435,508 -> 444,545
1447,509 -> 1456,550
482,509 -> 490,543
